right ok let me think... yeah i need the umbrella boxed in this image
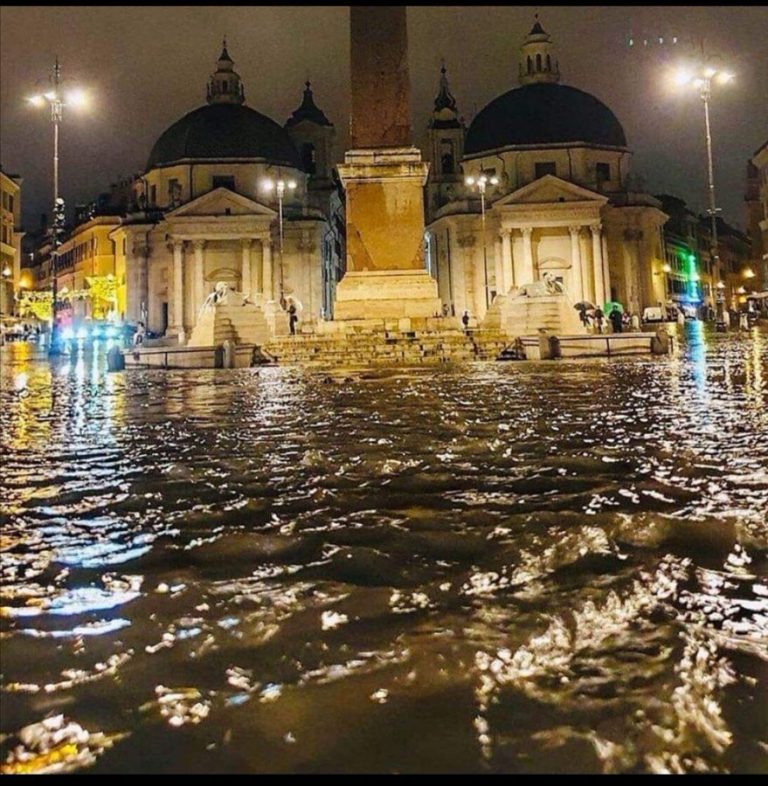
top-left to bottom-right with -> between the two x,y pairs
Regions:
574,301 -> 595,311
603,301 -> 624,315
286,295 -> 304,313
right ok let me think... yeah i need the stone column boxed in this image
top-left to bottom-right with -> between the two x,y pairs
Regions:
501,229 -> 514,292
262,238 -> 273,301
521,227 -> 534,283
493,236 -> 503,298
172,240 -> 184,330
591,224 -> 605,306
601,234 -> 611,302
240,238 -> 252,299
568,226 -> 583,302
192,239 -> 205,318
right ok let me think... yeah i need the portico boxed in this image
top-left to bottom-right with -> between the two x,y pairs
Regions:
493,175 -> 610,308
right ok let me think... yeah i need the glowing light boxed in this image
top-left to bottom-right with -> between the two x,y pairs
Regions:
743,267 -> 755,279
673,68 -> 692,86
65,88 -> 88,108
43,91 -> 57,101
692,78 -> 705,89
662,263 -> 672,273
704,66 -> 717,78
287,180 -> 297,190
261,179 -> 275,191
27,95 -> 45,107
489,176 -> 499,186
716,72 -> 734,84
465,176 -> 475,186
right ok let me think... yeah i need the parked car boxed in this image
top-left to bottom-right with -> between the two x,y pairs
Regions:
642,306 -> 665,323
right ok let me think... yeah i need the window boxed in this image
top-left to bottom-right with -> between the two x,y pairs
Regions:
8,195 -> 13,213
536,53 -> 542,71
546,54 -> 551,71
150,185 -> 157,205
212,175 -> 235,191
535,161 -> 557,178
222,80 -> 228,92
1,192 -> 7,209
596,162 -> 611,183
301,143 -> 317,175
527,56 -> 532,74
440,140 -> 454,174
167,178 -> 181,203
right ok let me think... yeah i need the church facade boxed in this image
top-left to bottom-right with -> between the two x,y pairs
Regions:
55,21 -> 673,341
110,43 -> 339,340
423,20 -> 669,323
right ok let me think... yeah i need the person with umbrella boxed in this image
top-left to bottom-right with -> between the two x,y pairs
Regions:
609,306 -> 623,333
574,301 -> 594,329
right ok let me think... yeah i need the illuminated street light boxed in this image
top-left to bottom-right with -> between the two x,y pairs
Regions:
743,267 -> 755,279
670,60 -> 733,314
27,58 -> 88,355
261,177 -> 297,306
464,173 -> 499,309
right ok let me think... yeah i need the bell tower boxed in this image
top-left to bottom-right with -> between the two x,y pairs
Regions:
426,62 -> 465,220
518,16 -> 560,85
206,38 -> 245,105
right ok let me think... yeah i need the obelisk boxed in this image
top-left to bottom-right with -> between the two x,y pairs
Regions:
333,6 -> 442,326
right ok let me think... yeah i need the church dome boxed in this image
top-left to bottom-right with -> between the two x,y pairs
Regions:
146,103 -> 302,170
464,82 -> 627,156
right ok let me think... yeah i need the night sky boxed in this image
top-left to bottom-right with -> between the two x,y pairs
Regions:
1,5 -> 766,233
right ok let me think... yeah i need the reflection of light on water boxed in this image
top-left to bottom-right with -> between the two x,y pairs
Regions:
686,321 -> 708,398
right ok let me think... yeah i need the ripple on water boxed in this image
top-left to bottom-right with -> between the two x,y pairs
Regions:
0,327 -> 766,773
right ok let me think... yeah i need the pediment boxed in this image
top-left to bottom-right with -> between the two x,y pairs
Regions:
495,175 -> 607,207
166,187 -> 276,218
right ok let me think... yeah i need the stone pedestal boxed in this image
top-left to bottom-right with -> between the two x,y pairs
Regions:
335,147 -> 441,322
482,292 -> 586,337
188,301 -> 271,347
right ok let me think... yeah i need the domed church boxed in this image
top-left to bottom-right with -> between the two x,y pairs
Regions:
423,18 -> 669,321
110,42 -> 339,339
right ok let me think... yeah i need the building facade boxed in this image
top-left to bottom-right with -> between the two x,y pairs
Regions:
108,43 -> 339,339
0,166 -> 23,317
747,139 -> 768,292
423,19 -> 668,322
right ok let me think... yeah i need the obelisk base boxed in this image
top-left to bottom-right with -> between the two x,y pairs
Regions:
333,269 -> 443,327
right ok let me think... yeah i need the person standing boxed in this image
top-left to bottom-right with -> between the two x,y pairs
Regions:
593,307 -> 604,334
288,302 -> 298,335
461,310 -> 470,333
133,321 -> 146,346
609,307 -> 623,333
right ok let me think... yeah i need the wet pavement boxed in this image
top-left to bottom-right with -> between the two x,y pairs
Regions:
1,323 -> 766,773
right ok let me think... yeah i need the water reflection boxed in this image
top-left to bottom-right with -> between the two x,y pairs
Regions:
1,327 -> 766,774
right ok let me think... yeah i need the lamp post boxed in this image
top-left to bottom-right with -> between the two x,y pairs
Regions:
464,173 -> 499,310
673,63 -> 733,303
27,58 -> 88,355
715,279 -> 727,331
261,176 -> 297,306
1,264 -> 11,317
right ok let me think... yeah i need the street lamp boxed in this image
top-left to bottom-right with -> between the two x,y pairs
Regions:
464,173 -> 499,309
672,61 -> 733,301
261,176 -> 297,306
27,58 -> 88,355
715,279 -> 727,331
1,265 -> 11,317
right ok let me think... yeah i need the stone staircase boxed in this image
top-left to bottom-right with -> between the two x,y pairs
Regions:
483,292 -> 586,337
264,328 -> 512,366
188,303 -> 271,348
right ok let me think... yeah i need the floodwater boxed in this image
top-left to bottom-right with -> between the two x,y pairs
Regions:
1,323 -> 766,774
